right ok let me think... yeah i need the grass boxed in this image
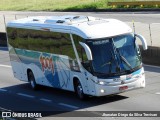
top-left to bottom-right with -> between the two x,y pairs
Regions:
0,0 -> 107,11
0,0 -> 159,11
61,0 -> 108,11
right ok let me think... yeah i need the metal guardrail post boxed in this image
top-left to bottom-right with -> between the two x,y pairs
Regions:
15,14 -> 17,20
132,20 -> 135,34
3,14 -> 7,41
149,24 -> 153,46
3,15 -> 6,32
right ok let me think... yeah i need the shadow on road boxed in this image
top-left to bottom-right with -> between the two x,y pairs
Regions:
0,83 -> 128,117
144,65 -> 160,73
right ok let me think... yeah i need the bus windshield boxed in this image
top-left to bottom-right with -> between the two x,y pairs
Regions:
86,34 -> 142,77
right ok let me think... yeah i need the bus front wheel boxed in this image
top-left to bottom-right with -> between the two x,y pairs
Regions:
75,80 -> 87,100
28,71 -> 38,90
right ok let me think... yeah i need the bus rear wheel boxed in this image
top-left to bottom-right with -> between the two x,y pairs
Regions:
28,71 -> 38,90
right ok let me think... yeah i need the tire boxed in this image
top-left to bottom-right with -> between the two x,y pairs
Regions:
28,71 -> 38,90
75,81 -> 87,100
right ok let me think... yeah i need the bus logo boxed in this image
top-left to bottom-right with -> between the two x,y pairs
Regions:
39,54 -> 54,74
126,74 -> 132,79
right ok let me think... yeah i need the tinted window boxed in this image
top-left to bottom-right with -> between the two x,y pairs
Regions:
72,34 -> 88,62
7,27 -> 80,72
7,27 -> 76,59
73,34 -> 92,72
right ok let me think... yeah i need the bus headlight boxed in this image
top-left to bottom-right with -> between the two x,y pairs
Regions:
100,89 -> 105,93
91,78 -> 109,85
98,81 -> 109,85
99,81 -> 105,85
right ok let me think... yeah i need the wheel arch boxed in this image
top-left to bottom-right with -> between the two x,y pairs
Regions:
73,76 -> 79,92
27,68 -> 32,82
72,75 -> 84,92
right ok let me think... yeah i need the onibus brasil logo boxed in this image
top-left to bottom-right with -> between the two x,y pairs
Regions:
39,54 -> 55,75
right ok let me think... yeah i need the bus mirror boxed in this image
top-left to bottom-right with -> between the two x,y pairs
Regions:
79,42 -> 93,60
135,34 -> 148,50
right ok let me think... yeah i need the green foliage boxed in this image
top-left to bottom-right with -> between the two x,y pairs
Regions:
62,0 -> 107,11
0,0 -> 108,11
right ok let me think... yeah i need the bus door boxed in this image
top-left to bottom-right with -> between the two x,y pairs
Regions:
79,42 -> 96,95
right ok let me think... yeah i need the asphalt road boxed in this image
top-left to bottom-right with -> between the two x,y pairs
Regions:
0,11 -> 160,23
0,48 -> 160,120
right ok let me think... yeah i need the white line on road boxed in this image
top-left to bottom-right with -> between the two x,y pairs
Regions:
155,92 -> 160,95
0,64 -> 11,68
0,107 -> 11,111
40,98 -> 52,102
17,93 -> 35,98
59,103 -> 79,109
0,88 -> 7,92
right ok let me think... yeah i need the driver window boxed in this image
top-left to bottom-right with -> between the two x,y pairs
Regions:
72,34 -> 90,71
80,48 -> 88,63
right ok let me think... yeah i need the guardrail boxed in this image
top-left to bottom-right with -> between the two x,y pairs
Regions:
140,45 -> 160,66
108,1 -> 160,6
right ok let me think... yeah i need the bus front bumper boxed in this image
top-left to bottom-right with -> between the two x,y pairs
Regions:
94,74 -> 145,97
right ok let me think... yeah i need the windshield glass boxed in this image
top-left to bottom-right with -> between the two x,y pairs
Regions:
86,34 -> 142,77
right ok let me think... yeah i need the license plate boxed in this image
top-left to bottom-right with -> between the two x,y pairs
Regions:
119,86 -> 128,91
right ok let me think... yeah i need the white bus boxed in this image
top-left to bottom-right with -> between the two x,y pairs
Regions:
7,15 -> 147,99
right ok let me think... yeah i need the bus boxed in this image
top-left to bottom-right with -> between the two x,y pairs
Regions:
7,15 -> 147,99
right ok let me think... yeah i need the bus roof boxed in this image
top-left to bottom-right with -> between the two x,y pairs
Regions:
7,15 -> 132,39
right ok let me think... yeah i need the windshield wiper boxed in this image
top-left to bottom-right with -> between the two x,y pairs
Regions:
101,60 -> 111,68
117,49 -> 133,71
120,55 -> 133,70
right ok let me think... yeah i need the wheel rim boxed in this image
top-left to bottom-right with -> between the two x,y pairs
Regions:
29,72 -> 36,89
30,80 -> 35,88
77,84 -> 83,99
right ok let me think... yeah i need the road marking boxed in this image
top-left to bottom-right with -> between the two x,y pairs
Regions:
40,98 -> 52,102
17,93 -> 35,98
0,64 -> 11,68
0,88 -> 7,92
155,92 -> 160,95
59,103 -> 79,109
0,107 -> 11,111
